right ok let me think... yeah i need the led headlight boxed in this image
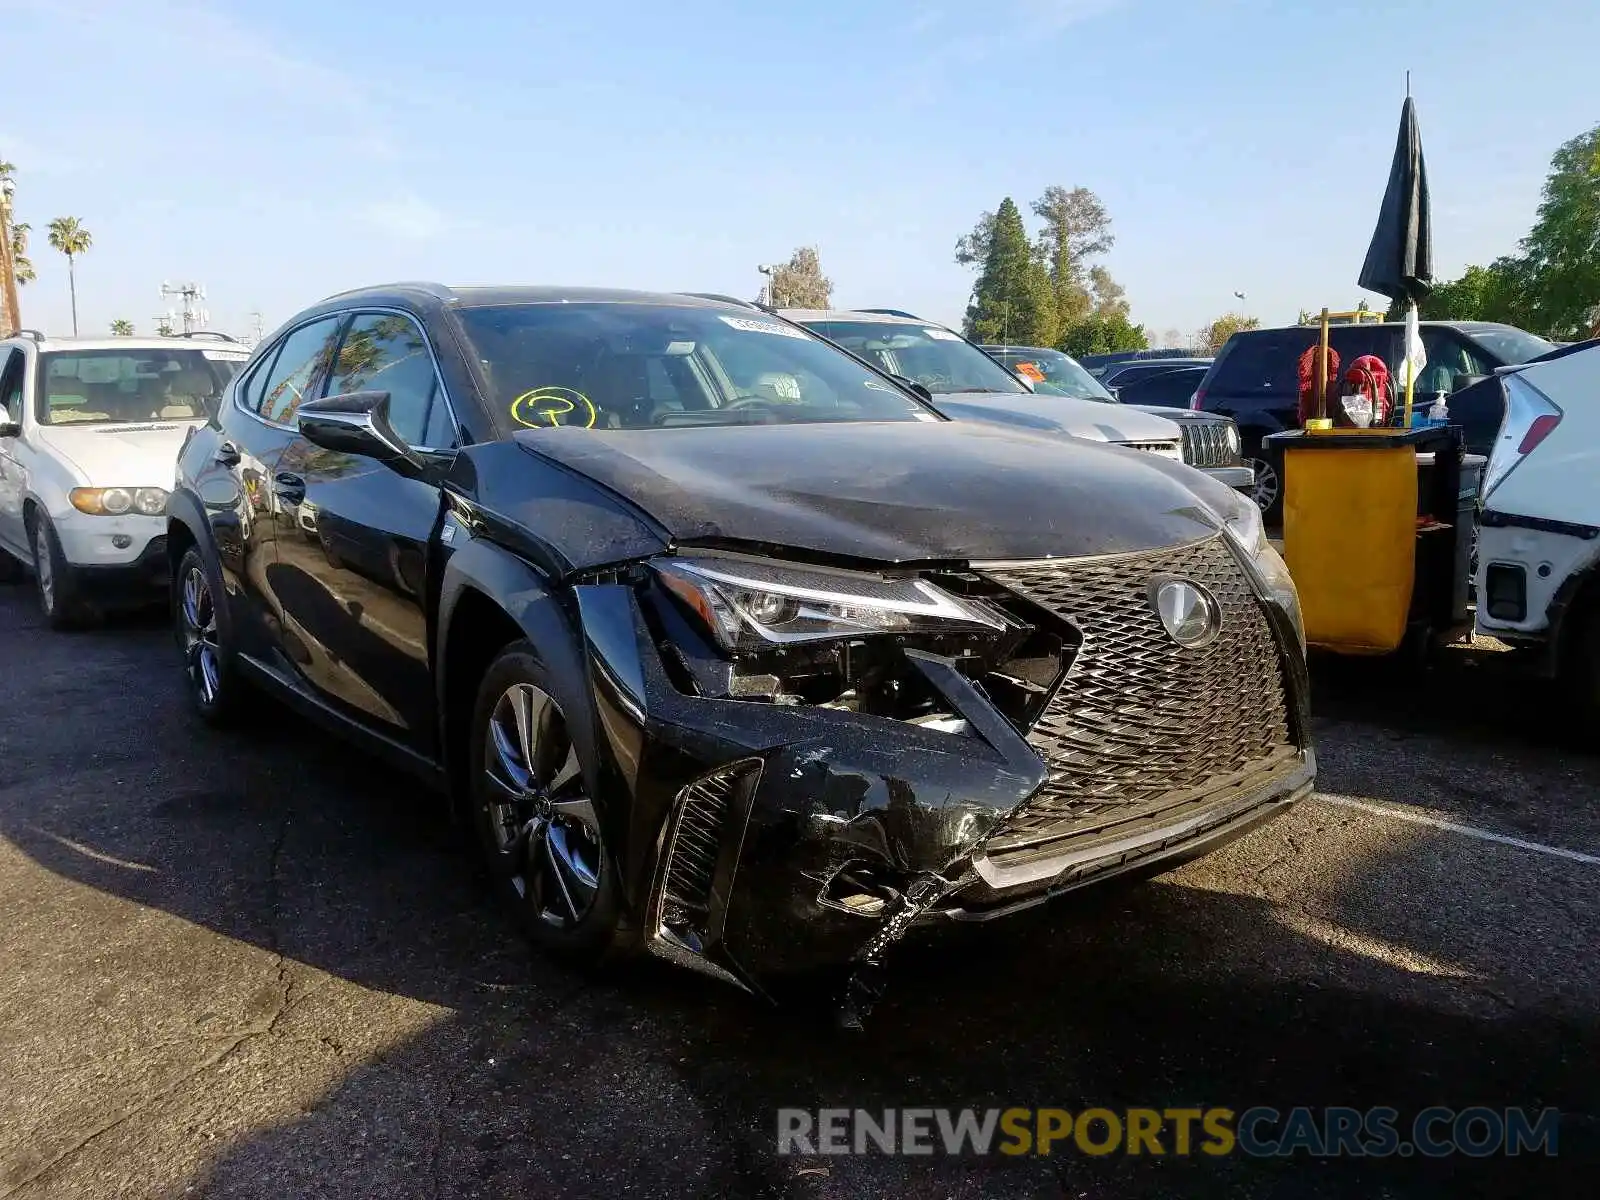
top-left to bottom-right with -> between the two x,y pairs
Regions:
656,556 -> 1010,655
69,487 -> 169,516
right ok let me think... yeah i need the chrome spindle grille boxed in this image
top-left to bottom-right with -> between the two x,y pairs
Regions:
982,534 -> 1291,850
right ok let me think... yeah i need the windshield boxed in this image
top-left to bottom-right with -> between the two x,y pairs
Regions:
455,304 -> 937,430
1467,325 -> 1557,365
995,347 -> 1116,402
36,348 -> 243,426
802,320 -> 1026,395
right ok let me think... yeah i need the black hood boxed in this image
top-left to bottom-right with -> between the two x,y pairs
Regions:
513,421 -> 1227,565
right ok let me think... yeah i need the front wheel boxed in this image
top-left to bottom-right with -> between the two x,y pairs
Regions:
174,545 -> 249,724
29,512 -> 88,630
468,643 -> 623,962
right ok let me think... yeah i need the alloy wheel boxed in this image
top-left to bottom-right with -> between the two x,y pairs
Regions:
482,682 -> 602,928
33,522 -> 54,614
180,565 -> 222,706
1246,457 -> 1280,513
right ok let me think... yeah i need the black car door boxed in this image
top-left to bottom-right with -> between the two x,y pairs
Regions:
205,316 -> 346,664
266,310 -> 457,756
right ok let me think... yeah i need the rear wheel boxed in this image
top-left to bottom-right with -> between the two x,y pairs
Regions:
468,643 -> 623,962
1243,436 -> 1283,525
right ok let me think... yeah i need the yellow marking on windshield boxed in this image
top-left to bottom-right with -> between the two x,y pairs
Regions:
510,386 -> 597,429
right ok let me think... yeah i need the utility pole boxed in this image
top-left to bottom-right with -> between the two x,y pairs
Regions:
160,280 -> 207,334
0,178 -> 21,335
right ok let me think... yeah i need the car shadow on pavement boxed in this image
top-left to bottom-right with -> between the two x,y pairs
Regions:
0,602 -> 1594,1198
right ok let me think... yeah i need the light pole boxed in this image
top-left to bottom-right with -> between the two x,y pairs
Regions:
1233,290 -> 1248,313
0,179 -> 21,335
757,264 -> 776,307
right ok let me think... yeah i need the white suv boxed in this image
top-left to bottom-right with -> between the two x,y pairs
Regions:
0,331 -> 251,627
1473,339 -> 1600,704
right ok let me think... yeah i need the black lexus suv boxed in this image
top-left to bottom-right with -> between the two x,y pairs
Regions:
166,284 -> 1314,1013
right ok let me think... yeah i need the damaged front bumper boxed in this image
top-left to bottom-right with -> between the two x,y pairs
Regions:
570,544 -> 1315,994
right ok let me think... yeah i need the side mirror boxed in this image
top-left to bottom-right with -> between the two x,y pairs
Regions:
0,420 -> 19,439
295,391 -> 425,479
1453,373 -> 1491,394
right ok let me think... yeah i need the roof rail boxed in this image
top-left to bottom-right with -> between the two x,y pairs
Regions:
857,308 -> 922,320
178,330 -> 240,342
10,328 -> 46,342
679,292 -> 758,310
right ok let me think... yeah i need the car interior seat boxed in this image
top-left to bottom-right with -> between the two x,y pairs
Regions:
158,368 -> 213,419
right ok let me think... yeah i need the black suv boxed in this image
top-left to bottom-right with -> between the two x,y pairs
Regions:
1193,321 -> 1557,518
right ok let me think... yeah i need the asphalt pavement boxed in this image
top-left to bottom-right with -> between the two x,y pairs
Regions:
0,584 -> 1595,1199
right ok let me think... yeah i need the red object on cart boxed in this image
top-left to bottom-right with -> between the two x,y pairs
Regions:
1339,354 -> 1393,427
1296,344 -> 1341,425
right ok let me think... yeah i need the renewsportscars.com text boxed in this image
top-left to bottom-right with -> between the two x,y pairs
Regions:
776,1106 -> 1559,1158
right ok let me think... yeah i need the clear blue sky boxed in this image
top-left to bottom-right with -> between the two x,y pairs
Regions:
4,0 -> 1595,342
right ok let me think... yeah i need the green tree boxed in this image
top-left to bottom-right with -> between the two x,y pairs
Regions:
109,318 -> 134,336
963,198 -> 1058,345
10,222 -> 34,284
1197,313 -> 1261,355
764,245 -> 833,308
1056,312 -> 1149,358
1384,260 -> 1525,325
1031,186 -> 1115,326
47,216 -> 92,336
1516,123 -> 1600,339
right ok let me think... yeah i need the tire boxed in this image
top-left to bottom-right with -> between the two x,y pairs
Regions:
468,641 -> 623,962
173,545 -> 249,725
28,510 -> 90,630
1557,598 -> 1600,730
0,546 -> 24,584
1243,436 -> 1284,527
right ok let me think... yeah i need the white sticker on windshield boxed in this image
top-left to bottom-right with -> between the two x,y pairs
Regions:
202,350 -> 250,361
921,327 -> 962,341
718,315 -> 810,339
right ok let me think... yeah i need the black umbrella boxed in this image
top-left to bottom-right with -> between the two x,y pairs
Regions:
1358,96 -> 1433,303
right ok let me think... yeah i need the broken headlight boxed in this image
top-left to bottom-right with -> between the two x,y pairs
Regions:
656,556 -> 1010,652
654,555 -> 1042,722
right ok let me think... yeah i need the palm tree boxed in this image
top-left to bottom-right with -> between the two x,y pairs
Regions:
47,216 -> 92,336
109,318 -> 134,336
10,223 -> 34,284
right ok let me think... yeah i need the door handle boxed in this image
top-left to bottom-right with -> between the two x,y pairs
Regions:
215,441 -> 241,468
273,472 -> 306,505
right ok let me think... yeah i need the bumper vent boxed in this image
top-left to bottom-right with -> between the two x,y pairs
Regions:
658,759 -> 761,942
1179,421 -> 1237,468
981,534 -> 1293,855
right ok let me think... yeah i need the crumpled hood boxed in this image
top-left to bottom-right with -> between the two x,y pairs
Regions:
32,421 -> 199,487
929,389 -> 1183,443
514,420 -> 1227,565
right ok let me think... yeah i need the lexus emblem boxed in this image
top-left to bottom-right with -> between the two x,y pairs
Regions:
1151,578 -> 1221,648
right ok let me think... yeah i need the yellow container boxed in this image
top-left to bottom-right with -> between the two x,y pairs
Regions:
1278,432 -> 1418,655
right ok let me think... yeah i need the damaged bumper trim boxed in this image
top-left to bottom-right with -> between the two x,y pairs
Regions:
944,750 -> 1316,919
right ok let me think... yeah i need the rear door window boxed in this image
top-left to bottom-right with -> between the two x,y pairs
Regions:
1210,327 -> 1394,397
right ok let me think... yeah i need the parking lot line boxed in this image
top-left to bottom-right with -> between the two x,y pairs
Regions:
1317,794 -> 1600,866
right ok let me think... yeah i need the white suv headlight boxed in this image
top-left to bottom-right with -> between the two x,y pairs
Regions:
69,487 -> 169,516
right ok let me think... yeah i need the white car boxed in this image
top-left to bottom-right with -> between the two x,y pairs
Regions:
779,308 -> 1191,460
0,331 -> 251,627
1473,338 -> 1600,705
